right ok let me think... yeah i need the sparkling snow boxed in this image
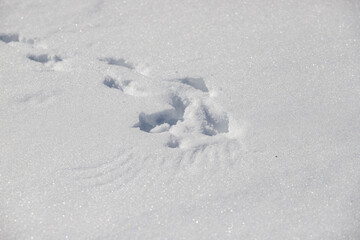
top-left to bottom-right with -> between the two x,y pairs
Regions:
1,0 -> 360,239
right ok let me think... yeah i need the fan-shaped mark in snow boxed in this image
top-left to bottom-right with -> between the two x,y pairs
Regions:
0,33 -> 19,43
27,54 -> 62,64
172,77 -> 209,92
98,57 -> 134,69
69,149 -> 147,190
171,139 -> 242,177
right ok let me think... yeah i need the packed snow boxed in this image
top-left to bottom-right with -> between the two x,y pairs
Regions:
1,0 -> 360,239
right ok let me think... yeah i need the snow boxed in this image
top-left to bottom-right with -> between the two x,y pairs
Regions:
1,0 -> 360,239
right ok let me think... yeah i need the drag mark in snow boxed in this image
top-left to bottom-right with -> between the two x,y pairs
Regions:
15,90 -> 61,107
98,57 -> 134,69
169,138 -> 244,177
0,33 -> 19,43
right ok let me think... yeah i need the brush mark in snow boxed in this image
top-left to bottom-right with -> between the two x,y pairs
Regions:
0,33 -> 19,43
173,139 -> 241,170
27,54 -> 62,64
68,148 -> 147,190
65,140 -> 243,192
98,57 -> 134,69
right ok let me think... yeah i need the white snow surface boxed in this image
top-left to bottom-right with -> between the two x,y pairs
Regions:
1,0 -> 360,239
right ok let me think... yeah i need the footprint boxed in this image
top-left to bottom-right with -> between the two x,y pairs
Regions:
103,76 -> 121,89
102,76 -> 151,97
98,57 -> 134,69
166,97 -> 230,148
181,99 -> 229,137
0,33 -> 19,43
20,37 -> 36,45
103,76 -> 131,90
0,32 -> 38,45
27,54 -> 62,64
134,95 -> 186,133
132,77 -> 234,148
171,77 -> 209,92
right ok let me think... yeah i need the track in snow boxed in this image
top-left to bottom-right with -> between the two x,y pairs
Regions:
4,33 -> 245,191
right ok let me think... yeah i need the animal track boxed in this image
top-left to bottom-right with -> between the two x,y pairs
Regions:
184,100 -> 229,136
0,33 -> 19,43
103,76 -> 131,91
132,77 -> 232,148
171,77 -> 209,92
103,76 -> 151,97
96,60 -> 239,149
134,95 -> 186,133
98,57 -> 134,69
27,54 -> 62,64
0,32 -> 37,45
21,37 -> 36,45
0,32 -> 60,69
103,76 -> 119,89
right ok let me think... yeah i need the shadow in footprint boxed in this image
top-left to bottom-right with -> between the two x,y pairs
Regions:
0,33 -> 19,43
27,54 -> 62,64
98,57 -> 134,69
201,106 -> 229,136
103,76 -> 131,91
134,96 -> 186,133
103,76 -> 121,89
173,77 -> 209,92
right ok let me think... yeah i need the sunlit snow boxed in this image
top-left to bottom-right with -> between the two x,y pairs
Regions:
1,0 -> 359,239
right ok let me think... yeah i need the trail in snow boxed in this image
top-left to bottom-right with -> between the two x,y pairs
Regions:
2,1 -> 359,238
2,33 -> 244,194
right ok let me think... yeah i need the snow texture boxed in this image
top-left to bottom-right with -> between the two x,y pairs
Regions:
1,0 -> 360,239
